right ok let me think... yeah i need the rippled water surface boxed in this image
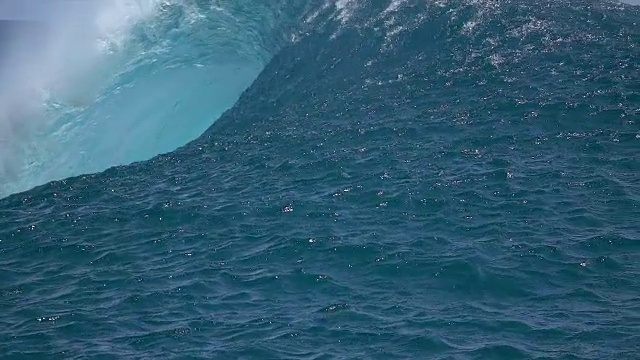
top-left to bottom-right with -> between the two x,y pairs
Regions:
1,0 -> 639,358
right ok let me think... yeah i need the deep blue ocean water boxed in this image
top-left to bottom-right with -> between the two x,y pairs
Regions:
1,0 -> 639,358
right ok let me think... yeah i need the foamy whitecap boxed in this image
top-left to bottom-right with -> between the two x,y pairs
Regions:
0,0 -> 163,186
1,0 -> 298,197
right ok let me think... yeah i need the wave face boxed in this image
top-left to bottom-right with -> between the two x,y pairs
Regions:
1,0 -> 639,358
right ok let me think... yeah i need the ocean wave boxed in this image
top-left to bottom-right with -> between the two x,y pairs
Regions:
0,1 -> 638,358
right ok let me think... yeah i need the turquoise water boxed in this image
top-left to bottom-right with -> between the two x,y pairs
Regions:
1,0 -> 639,358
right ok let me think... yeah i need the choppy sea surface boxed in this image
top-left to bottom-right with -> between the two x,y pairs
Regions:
1,0 -> 639,358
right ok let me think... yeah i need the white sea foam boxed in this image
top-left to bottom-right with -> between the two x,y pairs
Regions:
0,0 -> 161,185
